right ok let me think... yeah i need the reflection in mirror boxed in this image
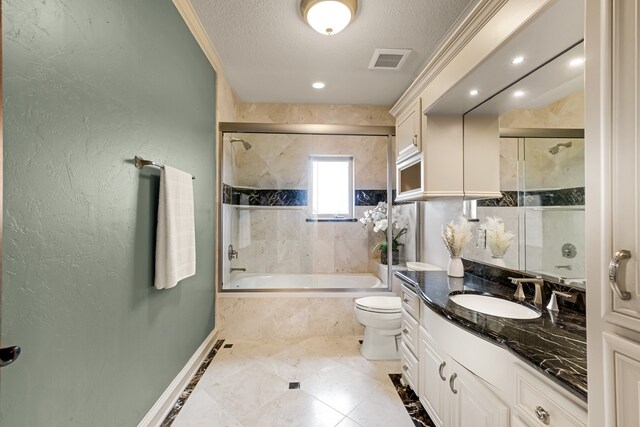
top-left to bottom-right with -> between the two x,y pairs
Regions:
463,42 -> 585,289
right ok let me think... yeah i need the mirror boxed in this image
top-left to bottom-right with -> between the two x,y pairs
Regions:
463,42 -> 585,288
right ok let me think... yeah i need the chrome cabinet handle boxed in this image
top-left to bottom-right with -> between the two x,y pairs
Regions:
412,135 -> 418,146
438,361 -> 446,381
402,328 -> 409,334
449,373 -> 458,394
535,406 -> 550,424
609,250 -> 632,300
402,365 -> 409,372
403,297 -> 410,303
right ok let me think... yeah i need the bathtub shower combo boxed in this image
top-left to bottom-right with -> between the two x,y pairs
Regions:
217,123 -> 418,359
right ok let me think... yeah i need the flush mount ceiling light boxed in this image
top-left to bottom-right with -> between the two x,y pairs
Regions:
301,0 -> 357,36
469,89 -> 479,96
511,55 -> 525,65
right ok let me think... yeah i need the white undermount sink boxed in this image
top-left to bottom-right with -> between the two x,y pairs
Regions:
449,294 -> 541,320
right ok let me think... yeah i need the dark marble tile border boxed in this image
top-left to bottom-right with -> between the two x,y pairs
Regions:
160,339 -> 225,427
222,183 -> 407,207
389,374 -> 436,427
476,187 -> 585,208
462,259 -> 586,314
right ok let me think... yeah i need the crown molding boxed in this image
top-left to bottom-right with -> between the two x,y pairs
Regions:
172,0 -> 225,74
390,0 -> 510,117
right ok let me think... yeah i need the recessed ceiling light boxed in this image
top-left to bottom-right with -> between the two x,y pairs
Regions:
511,56 -> 525,65
513,90 -> 525,98
469,89 -> 479,96
312,81 -> 326,89
569,57 -> 585,67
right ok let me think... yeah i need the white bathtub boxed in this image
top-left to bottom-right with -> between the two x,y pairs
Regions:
226,273 -> 384,290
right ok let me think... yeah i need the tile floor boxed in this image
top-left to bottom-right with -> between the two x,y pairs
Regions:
170,336 -> 420,427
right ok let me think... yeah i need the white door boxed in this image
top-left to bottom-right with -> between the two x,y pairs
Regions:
418,326 -> 448,427
448,360 -> 509,427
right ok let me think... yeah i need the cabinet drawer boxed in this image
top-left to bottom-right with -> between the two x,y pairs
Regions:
401,309 -> 419,355
400,341 -> 419,392
401,285 -> 420,319
514,365 -> 586,426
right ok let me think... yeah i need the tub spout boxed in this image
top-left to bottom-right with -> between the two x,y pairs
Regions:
230,267 -> 247,273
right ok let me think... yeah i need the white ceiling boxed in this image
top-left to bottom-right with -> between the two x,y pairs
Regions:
190,0 -> 477,105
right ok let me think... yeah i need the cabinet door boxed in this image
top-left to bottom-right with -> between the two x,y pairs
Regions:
608,0 -> 640,327
418,326 -> 448,427
396,98 -> 421,161
449,361 -> 509,427
604,333 -> 640,427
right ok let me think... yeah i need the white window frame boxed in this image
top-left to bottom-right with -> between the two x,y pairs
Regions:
308,155 -> 354,219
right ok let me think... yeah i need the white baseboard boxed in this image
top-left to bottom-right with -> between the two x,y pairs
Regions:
138,327 -> 220,427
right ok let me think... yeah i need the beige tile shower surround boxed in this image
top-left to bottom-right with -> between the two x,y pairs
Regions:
217,94 -> 406,342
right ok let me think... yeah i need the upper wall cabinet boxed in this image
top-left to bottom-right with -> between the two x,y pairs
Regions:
391,0 -> 583,201
396,98 -> 422,162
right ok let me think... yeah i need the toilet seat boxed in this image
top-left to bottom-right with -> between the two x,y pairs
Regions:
355,296 -> 401,314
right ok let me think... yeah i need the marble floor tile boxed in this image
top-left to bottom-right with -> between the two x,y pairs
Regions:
171,390 -> 243,427
335,417 -> 364,427
240,389 -> 344,427
336,353 -> 401,383
199,363 -> 290,420
301,363 -> 385,415
170,336 -> 432,427
346,381 -> 415,427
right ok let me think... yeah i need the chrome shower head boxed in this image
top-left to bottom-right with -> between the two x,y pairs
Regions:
548,141 -> 572,155
230,138 -> 253,151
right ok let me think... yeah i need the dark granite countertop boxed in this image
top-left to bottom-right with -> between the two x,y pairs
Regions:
395,270 -> 587,402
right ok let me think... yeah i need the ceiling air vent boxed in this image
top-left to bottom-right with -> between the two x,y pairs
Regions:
368,48 -> 412,71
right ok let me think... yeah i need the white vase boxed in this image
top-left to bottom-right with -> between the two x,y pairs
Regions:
491,256 -> 506,267
447,257 -> 464,277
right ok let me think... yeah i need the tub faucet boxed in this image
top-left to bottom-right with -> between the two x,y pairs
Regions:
509,276 -> 545,305
230,267 -> 246,273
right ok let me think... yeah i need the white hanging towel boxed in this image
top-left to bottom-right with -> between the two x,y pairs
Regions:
154,165 -> 196,289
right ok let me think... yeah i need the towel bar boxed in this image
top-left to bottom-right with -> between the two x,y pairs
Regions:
134,156 -> 196,179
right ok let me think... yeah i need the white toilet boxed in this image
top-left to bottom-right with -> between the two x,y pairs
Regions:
354,296 -> 402,360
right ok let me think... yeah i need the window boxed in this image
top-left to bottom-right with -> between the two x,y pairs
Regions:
308,155 -> 354,219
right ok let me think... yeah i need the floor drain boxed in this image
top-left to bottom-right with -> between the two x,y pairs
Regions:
289,382 -> 300,389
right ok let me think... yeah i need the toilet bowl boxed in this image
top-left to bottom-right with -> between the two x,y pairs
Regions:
354,296 -> 402,360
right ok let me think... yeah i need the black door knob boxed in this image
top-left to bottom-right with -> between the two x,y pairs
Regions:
0,346 -> 21,367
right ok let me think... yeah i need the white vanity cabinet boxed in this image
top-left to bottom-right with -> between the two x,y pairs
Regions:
412,298 -> 586,427
400,284 -> 420,391
418,324 -> 509,427
395,115 -> 465,201
396,98 -> 422,162
418,326 -> 448,426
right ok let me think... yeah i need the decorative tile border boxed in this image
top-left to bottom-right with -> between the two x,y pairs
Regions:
389,374 -> 435,427
160,339 -> 225,427
222,184 -> 400,207
477,187 -> 585,208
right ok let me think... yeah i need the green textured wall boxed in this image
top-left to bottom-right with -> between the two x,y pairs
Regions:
1,0 -> 216,425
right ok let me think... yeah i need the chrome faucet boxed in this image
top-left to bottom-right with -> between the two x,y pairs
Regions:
509,276 -> 545,305
230,267 -> 246,273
